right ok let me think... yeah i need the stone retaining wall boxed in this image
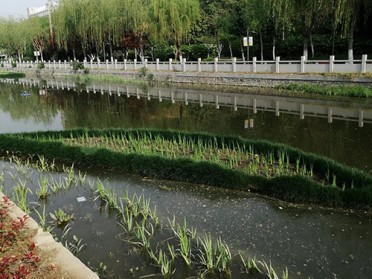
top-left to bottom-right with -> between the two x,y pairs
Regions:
15,67 -> 372,88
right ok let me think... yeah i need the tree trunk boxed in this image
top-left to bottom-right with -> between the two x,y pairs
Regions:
348,24 -> 354,63
303,35 -> 309,60
260,32 -> 264,61
228,41 -> 233,59
102,41 -> 106,61
109,43 -> 113,62
240,42 -> 245,61
310,35 -> 314,58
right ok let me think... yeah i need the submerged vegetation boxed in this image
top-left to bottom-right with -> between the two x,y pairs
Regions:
1,129 -> 371,210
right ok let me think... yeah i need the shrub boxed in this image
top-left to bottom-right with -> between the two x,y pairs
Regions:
37,62 -> 45,69
139,67 -> 148,78
71,61 -> 85,72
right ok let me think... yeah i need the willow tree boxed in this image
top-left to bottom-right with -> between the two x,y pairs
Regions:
53,0 -> 86,59
0,19 -> 16,58
340,0 -> 371,61
291,0 -> 331,60
0,19 -> 32,61
148,0 -> 200,60
266,0 -> 292,60
116,0 -> 152,62
27,16 -> 50,61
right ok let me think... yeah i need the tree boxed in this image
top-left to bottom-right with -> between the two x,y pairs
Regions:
25,16 -> 50,61
148,0 -> 200,60
340,0 -> 371,61
291,0 -> 331,60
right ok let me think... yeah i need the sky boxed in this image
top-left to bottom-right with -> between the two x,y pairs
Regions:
0,0 -> 47,19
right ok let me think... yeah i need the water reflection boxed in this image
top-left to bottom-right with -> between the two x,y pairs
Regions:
0,78 -> 371,173
10,78 -> 372,127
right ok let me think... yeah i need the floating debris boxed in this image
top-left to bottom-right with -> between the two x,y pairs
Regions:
20,91 -> 31,97
77,196 -> 86,202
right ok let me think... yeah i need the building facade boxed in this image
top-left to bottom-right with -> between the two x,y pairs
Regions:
27,0 -> 58,18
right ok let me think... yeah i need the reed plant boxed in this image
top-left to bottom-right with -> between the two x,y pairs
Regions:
37,175 -> 50,200
12,179 -> 31,213
173,220 -> 192,267
2,129 -> 371,209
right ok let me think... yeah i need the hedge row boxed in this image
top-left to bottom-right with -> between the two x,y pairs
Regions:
1,129 -> 371,209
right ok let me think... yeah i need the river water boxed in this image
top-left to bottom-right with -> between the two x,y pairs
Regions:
1,78 -> 372,278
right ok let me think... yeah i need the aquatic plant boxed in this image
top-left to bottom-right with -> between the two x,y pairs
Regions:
49,208 -> 74,227
61,225 -> 86,256
12,180 -> 31,213
37,175 -> 50,200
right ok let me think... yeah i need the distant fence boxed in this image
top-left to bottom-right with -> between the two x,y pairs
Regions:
4,55 -> 372,74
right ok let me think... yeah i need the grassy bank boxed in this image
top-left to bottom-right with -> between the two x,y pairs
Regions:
278,83 -> 372,97
73,73 -> 149,85
1,129 -> 371,209
0,71 -> 26,79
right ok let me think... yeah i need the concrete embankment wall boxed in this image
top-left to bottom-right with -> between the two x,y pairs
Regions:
15,67 -> 372,88
0,192 -> 99,279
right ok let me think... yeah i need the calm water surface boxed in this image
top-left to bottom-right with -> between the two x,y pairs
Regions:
1,78 -> 372,278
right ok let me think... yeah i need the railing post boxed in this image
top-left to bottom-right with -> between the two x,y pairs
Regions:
64,60 -> 67,70
53,60 -> 56,69
156,58 -> 159,71
144,59 -> 148,69
197,58 -> 201,72
134,59 -> 137,70
232,57 -> 237,73
97,58 -> 101,69
275,56 -> 280,73
124,59 -> 127,70
106,59 -> 109,70
169,58 -> 173,71
253,57 -> 257,73
361,54 -> 367,73
214,58 -> 218,72
329,55 -> 335,73
301,56 -> 306,73
90,60 -> 93,69
182,58 -> 186,72
114,59 -> 118,70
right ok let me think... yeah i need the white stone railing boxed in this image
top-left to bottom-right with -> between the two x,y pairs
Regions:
4,55 -> 372,74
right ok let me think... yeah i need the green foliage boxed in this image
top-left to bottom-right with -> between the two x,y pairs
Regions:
138,67 -> 148,78
71,61 -> 85,72
0,72 -> 25,79
37,62 -> 45,69
180,44 -> 210,60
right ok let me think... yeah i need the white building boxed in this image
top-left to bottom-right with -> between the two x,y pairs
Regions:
27,0 -> 58,18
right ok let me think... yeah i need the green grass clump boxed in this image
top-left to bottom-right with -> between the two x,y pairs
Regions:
0,71 -> 26,79
279,83 -> 372,97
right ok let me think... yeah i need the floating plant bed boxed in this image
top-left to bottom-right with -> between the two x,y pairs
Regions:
1,129 -> 371,209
